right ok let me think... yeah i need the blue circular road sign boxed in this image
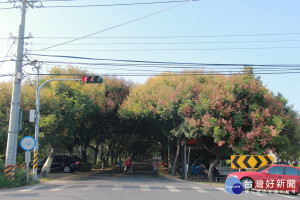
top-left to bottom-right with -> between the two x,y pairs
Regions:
20,136 -> 36,151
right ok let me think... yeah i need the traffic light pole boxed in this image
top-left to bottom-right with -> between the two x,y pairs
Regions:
4,0 -> 27,181
33,79 -> 81,180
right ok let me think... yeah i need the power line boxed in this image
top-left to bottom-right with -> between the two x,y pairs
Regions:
28,53 -> 300,67
31,46 -> 300,52
31,59 -> 300,71
23,71 -> 300,77
0,39 -> 15,68
31,39 -> 300,46
0,7 -> 15,10
0,74 -> 13,77
29,32 -> 300,40
40,0 -> 201,8
38,0 -> 198,51
39,0 -> 83,2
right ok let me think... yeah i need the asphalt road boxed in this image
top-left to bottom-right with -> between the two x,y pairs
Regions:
0,160 -> 299,200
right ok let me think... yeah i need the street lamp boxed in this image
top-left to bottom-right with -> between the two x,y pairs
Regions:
32,78 -> 81,180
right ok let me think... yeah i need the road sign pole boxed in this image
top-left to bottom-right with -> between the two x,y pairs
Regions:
25,151 -> 30,184
20,136 -> 35,183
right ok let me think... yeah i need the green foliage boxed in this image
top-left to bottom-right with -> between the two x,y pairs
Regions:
92,161 -> 102,169
81,163 -> 92,172
0,160 -> 37,188
213,126 -> 227,142
233,112 -> 244,127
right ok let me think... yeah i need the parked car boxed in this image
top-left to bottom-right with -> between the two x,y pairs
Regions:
31,154 -> 82,173
227,164 -> 300,194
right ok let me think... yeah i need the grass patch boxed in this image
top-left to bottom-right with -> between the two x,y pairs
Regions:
0,159 -> 38,188
195,181 -> 225,187
40,177 -> 55,182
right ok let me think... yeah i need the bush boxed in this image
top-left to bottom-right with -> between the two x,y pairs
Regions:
0,159 -> 37,188
0,175 -> 12,188
0,159 -> 4,173
80,163 -> 92,172
92,161 -> 102,169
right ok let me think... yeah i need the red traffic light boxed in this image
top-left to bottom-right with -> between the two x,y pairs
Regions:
82,76 -> 103,84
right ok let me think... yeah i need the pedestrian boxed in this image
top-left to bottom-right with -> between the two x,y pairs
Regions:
198,164 -> 208,177
118,158 -> 123,170
125,157 -> 131,174
153,161 -> 158,174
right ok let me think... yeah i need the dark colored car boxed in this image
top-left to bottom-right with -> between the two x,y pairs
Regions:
31,154 -> 82,173
227,164 -> 300,194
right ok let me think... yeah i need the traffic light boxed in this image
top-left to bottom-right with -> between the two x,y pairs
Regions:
81,76 -> 103,84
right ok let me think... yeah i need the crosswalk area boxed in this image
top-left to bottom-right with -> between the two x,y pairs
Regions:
15,184 -> 299,199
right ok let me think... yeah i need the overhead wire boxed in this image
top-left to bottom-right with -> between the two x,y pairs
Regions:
39,0 -> 202,8
30,39 -> 300,46
25,58 -> 300,75
24,70 -> 300,77
31,46 -> 300,52
0,38 -> 15,68
28,53 -> 300,67
31,59 -> 300,70
38,0 -> 198,51
30,32 -> 300,39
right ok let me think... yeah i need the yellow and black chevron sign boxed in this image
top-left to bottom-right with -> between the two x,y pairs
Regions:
231,155 -> 273,169
33,151 -> 38,170
4,164 -> 15,181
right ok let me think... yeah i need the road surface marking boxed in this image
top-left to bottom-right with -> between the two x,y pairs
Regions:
51,185 -> 69,191
278,195 -> 297,199
216,187 -> 226,191
19,185 -> 44,192
192,187 -> 209,193
82,184 -> 96,191
166,186 -> 180,192
140,185 -> 151,191
112,185 -> 123,191
251,192 -> 267,197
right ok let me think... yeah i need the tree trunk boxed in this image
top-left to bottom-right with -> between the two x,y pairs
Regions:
81,145 -> 88,163
208,153 -> 221,182
111,147 -> 114,165
41,144 -> 58,178
199,140 -> 221,182
92,145 -> 99,165
171,137 -> 181,176
99,142 -> 103,162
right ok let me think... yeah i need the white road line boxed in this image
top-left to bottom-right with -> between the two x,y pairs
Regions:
82,184 -> 96,191
278,195 -> 297,199
216,187 -> 226,191
192,187 -> 209,193
140,185 -> 151,192
19,185 -> 44,192
166,186 -> 180,192
251,192 -> 267,197
51,185 -> 69,191
112,185 -> 123,191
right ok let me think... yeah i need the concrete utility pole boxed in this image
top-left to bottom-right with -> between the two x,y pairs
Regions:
4,0 -> 27,181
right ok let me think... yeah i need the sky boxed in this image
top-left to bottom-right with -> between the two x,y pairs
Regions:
0,0 -> 300,112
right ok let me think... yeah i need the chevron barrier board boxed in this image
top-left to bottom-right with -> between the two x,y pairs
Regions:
231,155 -> 273,169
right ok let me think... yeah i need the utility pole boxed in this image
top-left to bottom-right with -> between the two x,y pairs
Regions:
4,0 -> 29,181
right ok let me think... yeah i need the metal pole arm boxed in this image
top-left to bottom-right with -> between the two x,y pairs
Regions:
33,78 -> 81,180
37,79 -> 81,97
